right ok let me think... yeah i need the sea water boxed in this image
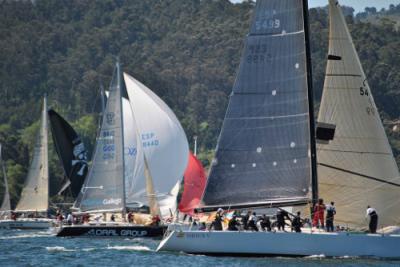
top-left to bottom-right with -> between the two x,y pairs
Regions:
0,229 -> 399,267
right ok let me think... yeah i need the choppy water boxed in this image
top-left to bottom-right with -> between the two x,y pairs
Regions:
0,229 -> 399,267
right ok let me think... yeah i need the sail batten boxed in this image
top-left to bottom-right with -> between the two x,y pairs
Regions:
317,0 -> 400,228
15,96 -> 49,213
200,0 -> 313,209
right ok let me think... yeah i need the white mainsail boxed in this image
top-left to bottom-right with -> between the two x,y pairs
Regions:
317,0 -> 400,228
15,96 -> 49,213
0,144 -> 11,218
123,73 -> 189,212
74,63 -> 126,213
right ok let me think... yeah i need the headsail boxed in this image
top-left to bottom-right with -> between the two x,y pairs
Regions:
15,96 -> 49,213
200,0 -> 314,210
123,73 -> 189,208
178,152 -> 206,215
74,62 -> 126,213
317,0 -> 400,228
48,109 -> 88,198
0,144 -> 11,218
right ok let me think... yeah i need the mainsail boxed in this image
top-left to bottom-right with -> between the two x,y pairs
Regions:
200,0 -> 315,210
15,96 -> 49,213
317,0 -> 400,228
123,73 -> 189,209
0,144 -> 11,218
74,62 -> 126,213
48,109 -> 88,198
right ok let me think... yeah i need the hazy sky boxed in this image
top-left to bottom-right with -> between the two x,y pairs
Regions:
230,0 -> 400,13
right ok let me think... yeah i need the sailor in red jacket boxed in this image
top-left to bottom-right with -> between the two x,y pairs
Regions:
312,198 -> 326,228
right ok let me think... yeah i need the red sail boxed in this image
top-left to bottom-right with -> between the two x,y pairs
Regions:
178,152 -> 206,215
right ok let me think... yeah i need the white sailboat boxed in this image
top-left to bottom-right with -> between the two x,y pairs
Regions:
57,62 -> 189,237
0,96 -> 55,229
316,0 -> 400,230
105,78 -> 187,220
0,144 -> 11,220
157,0 -> 400,258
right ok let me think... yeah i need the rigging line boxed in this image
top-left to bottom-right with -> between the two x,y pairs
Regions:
318,148 -> 392,156
318,162 -> 400,187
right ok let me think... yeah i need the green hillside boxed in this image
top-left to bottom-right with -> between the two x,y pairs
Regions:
0,0 -> 399,207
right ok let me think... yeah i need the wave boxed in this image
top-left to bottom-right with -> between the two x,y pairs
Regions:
46,246 -> 76,252
82,248 -> 96,252
106,245 -> 151,251
306,254 -> 326,259
0,233 -> 51,240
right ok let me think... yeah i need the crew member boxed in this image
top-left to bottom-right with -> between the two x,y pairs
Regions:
151,214 -> 161,226
260,214 -> 271,232
227,215 -> 239,231
247,212 -> 258,231
366,205 -> 379,233
242,211 -> 251,230
212,210 -> 223,231
325,201 -> 336,232
291,211 -> 302,233
276,209 -> 290,231
312,198 -> 326,228
127,211 -> 134,223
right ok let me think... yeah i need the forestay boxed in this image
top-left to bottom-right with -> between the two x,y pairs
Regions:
200,0 -> 313,210
75,63 -> 125,212
317,0 -> 400,228
123,73 -> 189,209
15,96 -> 49,213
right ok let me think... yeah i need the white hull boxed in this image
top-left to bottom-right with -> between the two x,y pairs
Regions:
0,219 -> 55,229
157,230 -> 400,258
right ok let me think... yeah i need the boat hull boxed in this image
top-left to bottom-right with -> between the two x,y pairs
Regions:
56,224 -> 167,238
0,219 -> 55,229
157,230 -> 400,258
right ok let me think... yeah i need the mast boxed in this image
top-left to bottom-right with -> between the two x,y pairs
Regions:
117,59 -> 127,218
44,94 -> 49,211
302,0 -> 318,206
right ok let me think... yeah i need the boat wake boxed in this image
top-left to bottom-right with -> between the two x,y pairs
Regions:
46,246 -> 76,252
0,232 -> 51,240
306,254 -> 326,259
106,245 -> 151,252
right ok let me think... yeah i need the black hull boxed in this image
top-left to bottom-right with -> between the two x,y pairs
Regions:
56,224 -> 167,238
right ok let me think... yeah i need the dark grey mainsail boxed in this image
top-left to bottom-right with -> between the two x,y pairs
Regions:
74,62 -> 126,212
201,0 -> 314,210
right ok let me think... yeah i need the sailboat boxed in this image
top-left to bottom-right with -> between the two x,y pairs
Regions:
48,109 -> 88,199
0,96 -> 55,229
157,0 -> 400,258
57,61 -> 189,237
0,144 -> 11,220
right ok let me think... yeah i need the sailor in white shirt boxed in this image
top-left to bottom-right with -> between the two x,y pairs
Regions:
366,206 -> 378,233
